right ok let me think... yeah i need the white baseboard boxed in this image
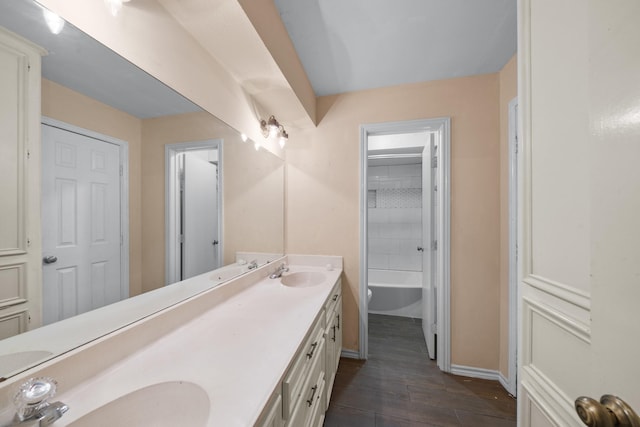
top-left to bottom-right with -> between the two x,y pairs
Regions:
340,349 -> 360,359
450,364 -> 501,381
450,365 -> 516,395
498,372 -> 515,396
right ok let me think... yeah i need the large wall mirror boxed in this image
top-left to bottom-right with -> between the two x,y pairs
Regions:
0,0 -> 284,379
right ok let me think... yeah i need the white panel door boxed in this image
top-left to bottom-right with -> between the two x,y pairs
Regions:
41,124 -> 122,325
421,134 -> 436,359
182,153 -> 219,279
520,1 -> 640,425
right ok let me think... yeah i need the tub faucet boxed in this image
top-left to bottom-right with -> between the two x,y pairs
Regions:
247,259 -> 258,270
9,378 -> 69,427
269,263 -> 289,279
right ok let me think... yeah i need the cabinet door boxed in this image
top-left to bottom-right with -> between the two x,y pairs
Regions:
333,298 -> 342,371
256,394 -> 283,427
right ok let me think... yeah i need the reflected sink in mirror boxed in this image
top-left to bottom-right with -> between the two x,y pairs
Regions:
281,272 -> 326,288
209,265 -> 247,282
67,381 -> 210,427
0,351 -> 53,376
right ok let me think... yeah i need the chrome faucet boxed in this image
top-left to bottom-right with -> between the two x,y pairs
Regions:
247,259 -> 258,270
10,378 -> 68,427
269,263 -> 289,279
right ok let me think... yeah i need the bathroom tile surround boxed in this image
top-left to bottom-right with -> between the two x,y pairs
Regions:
368,164 -> 423,272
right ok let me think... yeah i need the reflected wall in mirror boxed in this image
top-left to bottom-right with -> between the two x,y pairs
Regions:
0,0 -> 284,379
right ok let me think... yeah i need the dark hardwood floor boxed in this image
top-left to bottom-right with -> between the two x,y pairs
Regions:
325,314 -> 516,426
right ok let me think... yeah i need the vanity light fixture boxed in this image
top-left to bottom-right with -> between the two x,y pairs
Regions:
278,129 -> 288,149
104,0 -> 131,17
260,115 -> 289,148
42,8 -> 65,34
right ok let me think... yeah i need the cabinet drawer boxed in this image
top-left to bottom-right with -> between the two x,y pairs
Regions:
282,315 -> 324,419
308,377 -> 326,427
333,298 -> 342,370
287,341 -> 326,427
324,279 -> 342,324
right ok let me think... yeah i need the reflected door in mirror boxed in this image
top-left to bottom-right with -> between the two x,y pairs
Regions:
41,124 -> 124,324
182,151 -> 220,279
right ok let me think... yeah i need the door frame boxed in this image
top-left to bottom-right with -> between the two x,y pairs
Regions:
165,139 -> 223,285
507,97 -> 519,396
41,116 -> 130,300
359,117 -> 451,372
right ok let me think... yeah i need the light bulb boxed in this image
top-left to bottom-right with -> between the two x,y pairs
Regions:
279,136 -> 286,149
240,133 -> 248,142
42,9 -> 65,34
254,140 -> 261,151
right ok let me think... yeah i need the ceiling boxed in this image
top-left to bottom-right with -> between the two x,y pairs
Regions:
273,0 -> 517,96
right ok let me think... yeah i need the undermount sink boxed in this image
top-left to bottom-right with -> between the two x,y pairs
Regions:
67,381 -> 210,427
281,271 -> 326,288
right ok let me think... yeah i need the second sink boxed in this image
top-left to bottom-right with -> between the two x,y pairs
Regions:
281,271 -> 326,288
67,381 -> 210,427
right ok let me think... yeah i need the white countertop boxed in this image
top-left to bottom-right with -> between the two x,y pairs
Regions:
53,260 -> 342,426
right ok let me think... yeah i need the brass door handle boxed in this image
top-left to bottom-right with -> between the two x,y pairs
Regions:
575,395 -> 640,427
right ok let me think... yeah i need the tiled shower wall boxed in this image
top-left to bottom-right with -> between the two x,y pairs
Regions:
368,164 -> 423,272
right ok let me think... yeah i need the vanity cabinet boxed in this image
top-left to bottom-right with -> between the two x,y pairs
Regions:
257,392 -> 283,427
0,27 -> 44,339
256,278 -> 342,427
324,280 -> 342,409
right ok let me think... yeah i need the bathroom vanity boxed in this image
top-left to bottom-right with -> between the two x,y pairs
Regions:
0,255 -> 343,426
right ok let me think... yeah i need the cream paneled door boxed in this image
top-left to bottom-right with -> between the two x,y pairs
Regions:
519,1 -> 640,426
41,124 -> 123,325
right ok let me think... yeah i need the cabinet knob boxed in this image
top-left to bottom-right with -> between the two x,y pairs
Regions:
306,341 -> 318,359
306,385 -> 318,407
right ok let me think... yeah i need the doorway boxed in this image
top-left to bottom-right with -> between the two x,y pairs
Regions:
165,140 -> 223,284
360,118 -> 451,371
506,97 -> 518,395
41,118 -> 129,325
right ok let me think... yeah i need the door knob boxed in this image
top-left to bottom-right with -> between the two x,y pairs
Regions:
43,256 -> 58,264
575,395 -> 640,427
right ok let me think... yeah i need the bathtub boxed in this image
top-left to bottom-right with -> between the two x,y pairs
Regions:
368,269 -> 422,318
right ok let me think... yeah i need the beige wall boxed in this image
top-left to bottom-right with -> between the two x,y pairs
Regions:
287,74 -> 502,369
41,79 -> 143,296
498,56 -> 517,377
140,112 -> 284,291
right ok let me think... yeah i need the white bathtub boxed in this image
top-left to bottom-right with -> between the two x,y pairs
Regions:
368,269 -> 422,318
